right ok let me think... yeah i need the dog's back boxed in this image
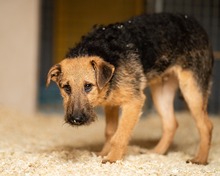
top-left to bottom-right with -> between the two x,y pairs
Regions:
66,13 -> 213,91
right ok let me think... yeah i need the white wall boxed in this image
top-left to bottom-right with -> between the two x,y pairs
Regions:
0,0 -> 40,114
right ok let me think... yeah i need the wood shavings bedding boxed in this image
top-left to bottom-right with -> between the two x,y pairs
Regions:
0,107 -> 219,175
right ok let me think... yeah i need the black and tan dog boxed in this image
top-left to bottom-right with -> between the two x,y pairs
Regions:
47,13 -> 214,165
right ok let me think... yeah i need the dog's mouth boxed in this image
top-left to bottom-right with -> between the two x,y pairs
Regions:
67,118 -> 86,126
64,113 -> 97,126
64,104 -> 97,126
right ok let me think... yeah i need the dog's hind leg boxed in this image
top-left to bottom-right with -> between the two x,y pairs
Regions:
99,106 -> 119,157
150,74 -> 179,154
177,69 -> 213,165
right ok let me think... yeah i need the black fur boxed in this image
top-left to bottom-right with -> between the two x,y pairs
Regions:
66,13 -> 213,94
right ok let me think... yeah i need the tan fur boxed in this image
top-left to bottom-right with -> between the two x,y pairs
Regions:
98,106 -> 119,157
47,56 -> 213,165
177,68 -> 213,165
148,66 -> 213,165
150,71 -> 179,155
102,95 -> 145,163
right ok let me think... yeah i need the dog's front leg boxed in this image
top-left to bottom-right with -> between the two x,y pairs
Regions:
102,96 -> 145,163
99,106 -> 119,157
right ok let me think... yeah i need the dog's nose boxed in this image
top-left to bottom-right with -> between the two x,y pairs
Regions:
67,113 -> 88,126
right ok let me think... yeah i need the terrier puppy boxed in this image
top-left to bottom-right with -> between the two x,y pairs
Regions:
47,13 -> 214,165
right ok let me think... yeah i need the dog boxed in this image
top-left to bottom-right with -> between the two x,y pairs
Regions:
47,13 -> 214,165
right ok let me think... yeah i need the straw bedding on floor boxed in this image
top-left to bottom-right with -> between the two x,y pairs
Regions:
0,107 -> 220,175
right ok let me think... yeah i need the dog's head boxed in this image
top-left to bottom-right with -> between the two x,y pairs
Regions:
47,56 -> 115,126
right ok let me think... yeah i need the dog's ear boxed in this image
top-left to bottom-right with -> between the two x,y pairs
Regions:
46,64 -> 61,87
91,59 -> 115,89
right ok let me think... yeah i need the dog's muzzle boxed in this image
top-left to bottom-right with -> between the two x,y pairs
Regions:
66,112 -> 89,126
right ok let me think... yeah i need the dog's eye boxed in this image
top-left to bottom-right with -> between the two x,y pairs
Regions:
63,85 -> 71,95
84,83 -> 93,93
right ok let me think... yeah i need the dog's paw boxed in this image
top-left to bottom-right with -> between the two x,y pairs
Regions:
101,152 -> 123,164
186,158 -> 208,165
102,156 -> 117,164
102,157 -> 122,164
94,151 -> 103,157
139,148 -> 153,154
97,148 -> 110,157
96,151 -> 107,157
97,143 -> 111,157
102,158 -> 113,164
